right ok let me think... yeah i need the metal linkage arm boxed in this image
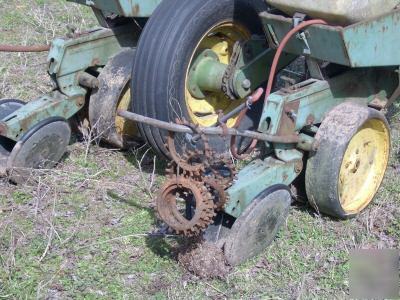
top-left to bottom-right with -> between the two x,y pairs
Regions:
117,110 -> 301,144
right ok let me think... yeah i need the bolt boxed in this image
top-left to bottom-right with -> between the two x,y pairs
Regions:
295,160 -> 303,174
241,79 -> 251,90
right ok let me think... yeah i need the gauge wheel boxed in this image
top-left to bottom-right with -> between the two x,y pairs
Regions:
0,99 -> 26,175
132,0 -> 268,158
305,102 -> 391,219
7,117 -> 71,184
224,185 -> 291,266
89,49 -> 140,149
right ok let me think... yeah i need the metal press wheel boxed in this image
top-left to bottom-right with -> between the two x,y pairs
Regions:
305,102 -> 391,218
89,49 -> 139,149
132,0 -> 268,158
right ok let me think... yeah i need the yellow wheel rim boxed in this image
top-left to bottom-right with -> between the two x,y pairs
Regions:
115,84 -> 138,137
338,119 -> 390,214
185,22 -> 251,128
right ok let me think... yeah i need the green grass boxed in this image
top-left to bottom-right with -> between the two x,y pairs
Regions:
0,1 -> 399,299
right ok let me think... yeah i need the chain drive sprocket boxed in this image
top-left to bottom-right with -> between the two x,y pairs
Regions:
157,121 -> 237,236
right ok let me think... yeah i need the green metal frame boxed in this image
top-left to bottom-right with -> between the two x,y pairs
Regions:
259,68 -> 397,135
67,0 -> 161,17
261,9 -> 400,67
187,38 -> 296,100
225,157 -> 301,218
0,23 -> 139,142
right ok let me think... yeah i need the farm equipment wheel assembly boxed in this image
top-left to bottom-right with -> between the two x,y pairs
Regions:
132,0 -> 268,157
223,185 -> 291,266
0,99 -> 26,175
89,49 -> 139,149
7,118 -> 71,184
306,102 -> 390,219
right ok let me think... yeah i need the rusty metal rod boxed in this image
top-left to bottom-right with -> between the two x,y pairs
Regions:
0,44 -> 50,52
117,110 -> 301,144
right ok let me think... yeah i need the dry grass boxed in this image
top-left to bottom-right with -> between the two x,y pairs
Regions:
0,1 -> 399,299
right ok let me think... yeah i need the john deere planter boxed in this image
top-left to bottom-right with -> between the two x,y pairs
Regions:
1,0 -> 398,266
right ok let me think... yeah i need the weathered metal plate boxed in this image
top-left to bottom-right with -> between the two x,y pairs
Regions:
261,9 -> 400,67
0,99 -> 25,176
225,157 -> 299,218
266,0 -> 399,25
67,0 -> 161,17
224,185 -> 291,266
258,68 -> 398,135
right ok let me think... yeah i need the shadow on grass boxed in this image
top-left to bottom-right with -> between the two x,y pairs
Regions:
106,190 -> 184,259
122,145 -> 168,177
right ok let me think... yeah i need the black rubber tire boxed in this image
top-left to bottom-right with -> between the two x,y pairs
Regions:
89,48 -> 140,149
131,0 -> 268,158
305,102 -> 390,219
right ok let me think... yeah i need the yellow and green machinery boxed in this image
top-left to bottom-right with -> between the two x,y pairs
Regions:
1,0 -> 399,265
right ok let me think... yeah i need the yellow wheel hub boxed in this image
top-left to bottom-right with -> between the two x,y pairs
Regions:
185,22 -> 251,128
115,84 -> 138,137
338,119 -> 390,214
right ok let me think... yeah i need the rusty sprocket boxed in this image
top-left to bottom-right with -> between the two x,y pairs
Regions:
156,175 -> 216,236
165,120 -> 212,177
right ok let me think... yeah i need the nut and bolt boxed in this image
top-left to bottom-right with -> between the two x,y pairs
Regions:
241,79 -> 251,90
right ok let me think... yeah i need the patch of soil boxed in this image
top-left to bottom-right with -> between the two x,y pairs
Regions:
178,241 -> 231,279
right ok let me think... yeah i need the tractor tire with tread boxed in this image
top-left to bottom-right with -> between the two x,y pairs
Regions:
132,0 -> 268,158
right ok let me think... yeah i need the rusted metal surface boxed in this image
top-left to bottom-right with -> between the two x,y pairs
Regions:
117,110 -> 301,144
165,120 -> 212,177
157,121 -> 238,236
278,100 -> 300,136
156,176 -> 216,237
78,72 -> 99,89
0,44 -> 50,52
266,0 -> 399,25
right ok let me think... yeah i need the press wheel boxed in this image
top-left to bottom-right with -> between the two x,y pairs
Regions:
223,185 -> 291,266
306,102 -> 390,218
132,0 -> 267,158
7,118 -> 71,184
0,99 -> 26,175
89,49 -> 139,149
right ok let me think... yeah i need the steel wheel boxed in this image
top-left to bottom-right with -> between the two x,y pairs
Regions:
306,102 -> 390,218
338,119 -> 390,214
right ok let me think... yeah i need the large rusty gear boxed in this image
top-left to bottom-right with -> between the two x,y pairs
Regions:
204,176 -> 229,210
156,176 -> 216,236
165,120 -> 212,177
206,153 -> 237,189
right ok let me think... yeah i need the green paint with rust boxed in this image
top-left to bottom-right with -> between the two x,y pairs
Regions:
1,23 -> 139,142
187,39 -> 295,99
67,0 -> 161,17
225,157 -> 300,218
261,9 -> 400,67
258,68 -> 398,135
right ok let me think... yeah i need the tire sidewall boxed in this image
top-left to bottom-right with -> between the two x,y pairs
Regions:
168,0 -> 266,151
133,0 -> 268,156
306,102 -> 390,219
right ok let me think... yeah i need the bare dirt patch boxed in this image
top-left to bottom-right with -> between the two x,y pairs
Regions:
178,240 -> 231,279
